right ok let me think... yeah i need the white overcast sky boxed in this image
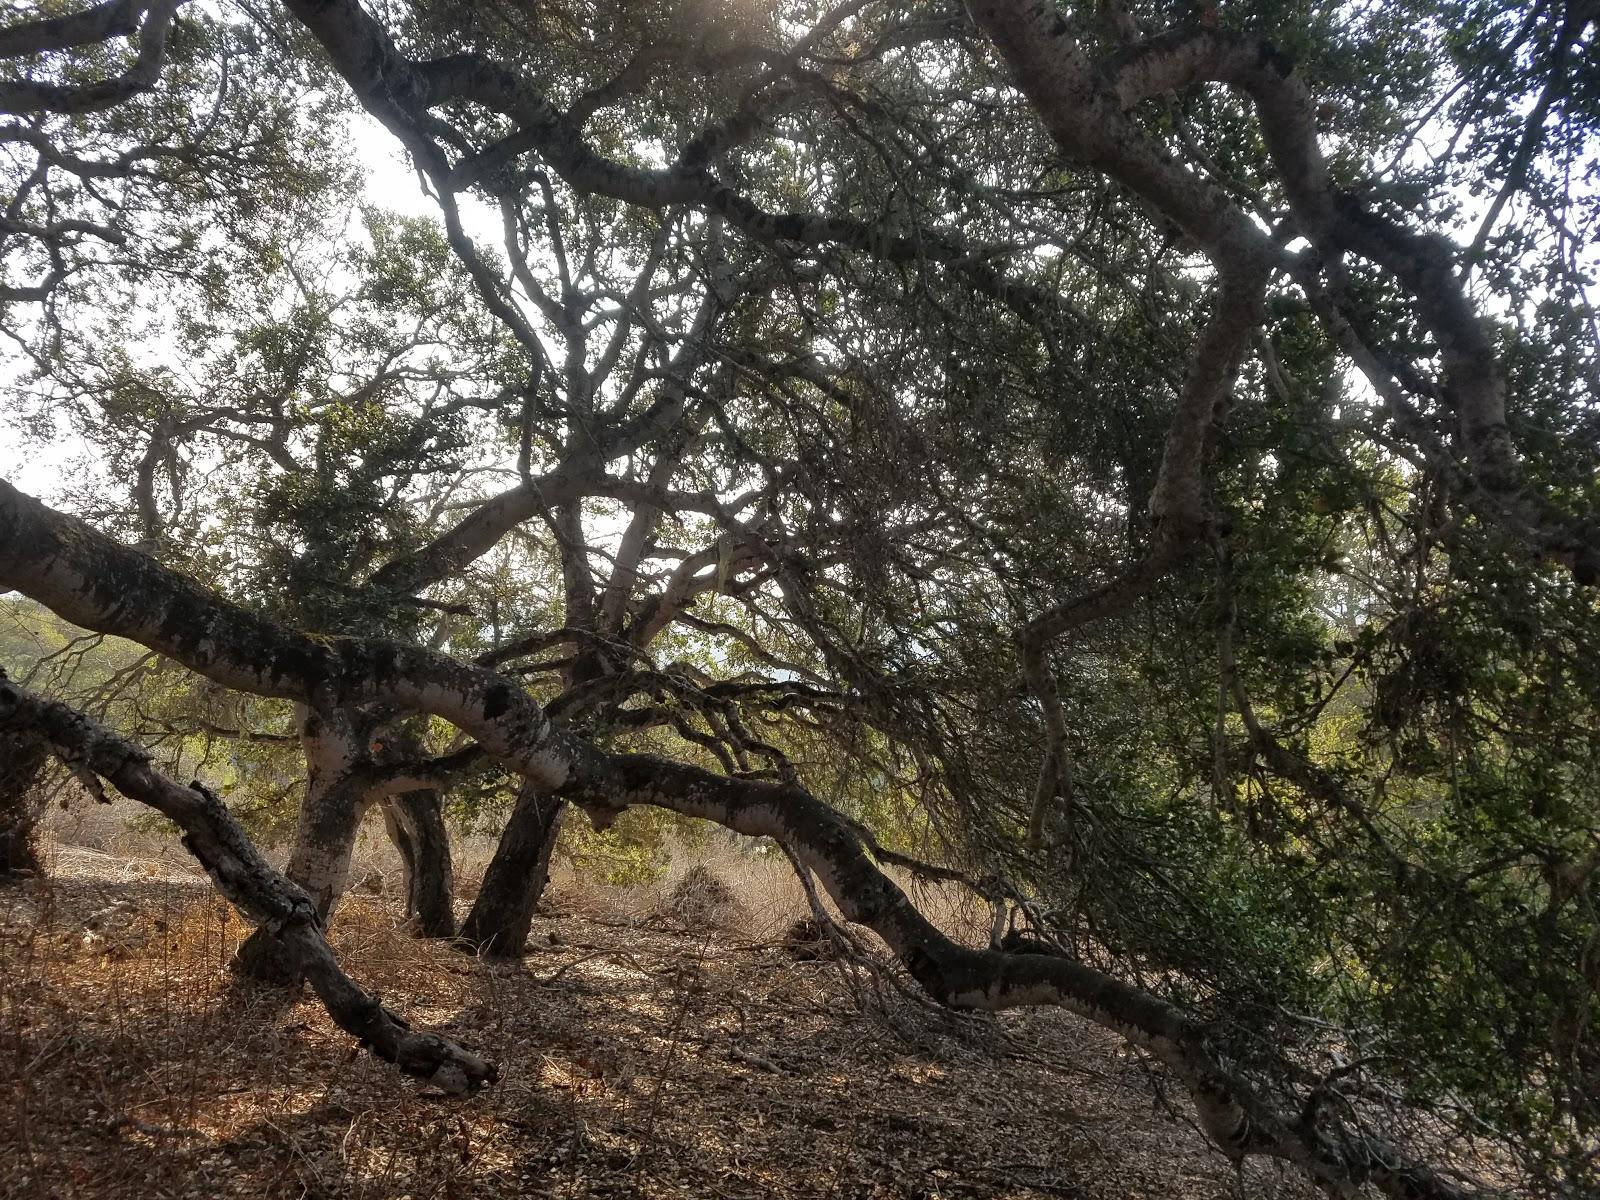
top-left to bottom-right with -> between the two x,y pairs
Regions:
4,116 -> 442,502
4,60 -> 1586,507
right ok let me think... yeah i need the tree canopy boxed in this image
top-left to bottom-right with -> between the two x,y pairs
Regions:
2,1 -> 1599,1196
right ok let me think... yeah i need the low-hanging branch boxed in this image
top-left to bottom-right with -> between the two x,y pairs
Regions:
0,476 -> 1477,1198
0,670 -> 497,1094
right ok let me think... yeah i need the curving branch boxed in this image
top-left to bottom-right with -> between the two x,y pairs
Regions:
1018,263 -> 1267,847
0,671 -> 496,1093
558,754 -> 1472,1200
0,477 -> 574,782
1100,21 -> 1600,583
0,0 -> 182,116
966,2 -> 1597,879
0,476 -> 1478,1198
0,0 -> 158,59
276,0 -> 1128,359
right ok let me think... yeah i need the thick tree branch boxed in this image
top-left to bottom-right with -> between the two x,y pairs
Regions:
278,0 -> 1142,364
0,0 -> 151,59
557,752 -> 1473,1199
0,478 -> 1475,1197
0,672 -> 496,1093
0,477 -> 572,782
0,0 -> 181,115
1102,22 -> 1600,582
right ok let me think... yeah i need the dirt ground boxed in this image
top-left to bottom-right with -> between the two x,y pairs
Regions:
0,834 -> 1316,1200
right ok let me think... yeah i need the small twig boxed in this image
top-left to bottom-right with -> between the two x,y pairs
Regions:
538,947 -> 658,986
105,1114 -> 204,1140
725,1045 -> 786,1074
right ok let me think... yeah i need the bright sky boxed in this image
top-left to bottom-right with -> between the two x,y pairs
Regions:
2,114 -> 447,503
3,57 -> 1582,511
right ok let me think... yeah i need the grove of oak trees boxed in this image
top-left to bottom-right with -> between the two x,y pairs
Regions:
2,1 -> 1598,1196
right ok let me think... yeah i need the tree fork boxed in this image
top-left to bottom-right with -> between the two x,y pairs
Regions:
0,671 -> 497,1093
232,706 -> 376,983
380,787 -> 456,938
1097,19 -> 1600,583
0,480 -> 1478,1196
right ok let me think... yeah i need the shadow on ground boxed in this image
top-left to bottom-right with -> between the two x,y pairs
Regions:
0,845 -> 1314,1200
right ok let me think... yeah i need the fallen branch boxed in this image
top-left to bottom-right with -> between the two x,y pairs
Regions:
105,1113 -> 203,1140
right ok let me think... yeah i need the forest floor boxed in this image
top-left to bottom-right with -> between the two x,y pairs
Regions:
0,821 -> 1317,1200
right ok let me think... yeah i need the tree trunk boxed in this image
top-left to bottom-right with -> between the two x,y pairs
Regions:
1,674 -> 496,1092
0,730 -> 48,876
380,787 -> 456,937
233,707 -> 371,983
0,484 -> 1480,1197
457,783 -> 563,957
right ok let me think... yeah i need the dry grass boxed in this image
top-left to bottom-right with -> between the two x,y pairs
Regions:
0,826 -> 1317,1200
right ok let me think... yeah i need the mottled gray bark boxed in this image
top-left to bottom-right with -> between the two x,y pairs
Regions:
457,783 -> 562,957
232,707 -> 372,983
0,481 -> 1476,1196
0,479 -> 573,785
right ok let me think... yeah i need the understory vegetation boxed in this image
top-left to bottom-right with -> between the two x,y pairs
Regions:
2,1 -> 1598,1197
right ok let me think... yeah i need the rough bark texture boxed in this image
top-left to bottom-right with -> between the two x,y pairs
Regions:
1,2 -> 1588,1189
381,787 -> 456,937
232,706 -> 374,983
457,784 -> 562,957
0,478 -> 1474,1196
0,727 -> 49,875
0,671 -> 497,1093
